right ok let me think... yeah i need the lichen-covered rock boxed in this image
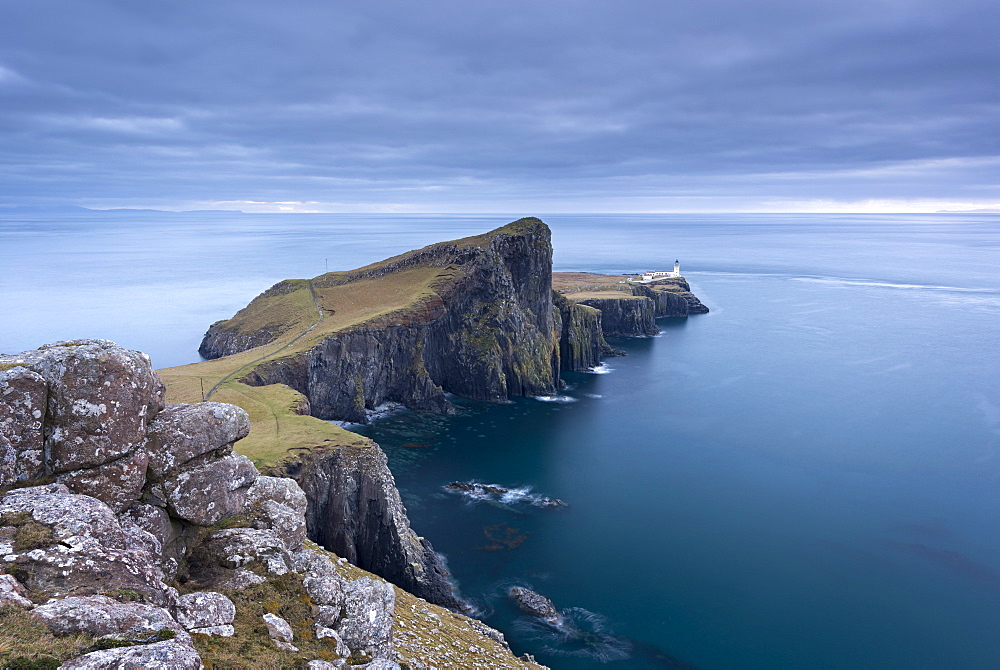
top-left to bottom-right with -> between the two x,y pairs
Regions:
152,452 -> 257,526
336,577 -> 395,658
0,366 -> 47,483
30,594 -> 190,644
0,435 -> 16,488
307,661 -> 347,669
145,402 -> 250,478
315,625 -> 351,657
190,624 -> 235,637
263,612 -> 295,642
174,591 -> 235,630
57,448 -> 150,513
0,573 -> 33,607
200,527 -> 291,575
0,340 -> 164,473
235,475 -> 308,551
0,484 -> 174,606
213,567 -> 267,590
118,502 -> 182,580
59,640 -> 202,669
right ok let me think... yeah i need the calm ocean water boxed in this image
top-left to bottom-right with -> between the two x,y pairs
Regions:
3,212 -> 1000,668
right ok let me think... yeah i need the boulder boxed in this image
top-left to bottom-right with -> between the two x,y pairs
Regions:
264,612 -> 299,651
236,475 -> 308,551
508,586 -> 562,624
336,577 -> 395,658
145,402 -> 250,478
0,366 -> 47,483
118,502 -> 181,580
1,484 -> 175,606
57,448 -> 150,513
30,594 -> 190,644
59,640 -> 202,669
152,452 -> 258,526
316,625 -> 351,657
0,340 -> 164,473
174,591 -> 236,630
0,573 -> 33,608
201,527 -> 291,575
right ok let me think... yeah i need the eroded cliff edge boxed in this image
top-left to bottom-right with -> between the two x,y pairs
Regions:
159,219 -> 705,617
201,217 -> 560,422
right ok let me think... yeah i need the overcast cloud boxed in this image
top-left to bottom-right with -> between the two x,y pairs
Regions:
1,0 -> 997,212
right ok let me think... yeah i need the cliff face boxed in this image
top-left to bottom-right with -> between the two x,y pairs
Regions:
202,218 -> 560,423
553,292 -> 612,370
576,296 -> 659,337
272,445 -> 464,612
631,277 -> 709,315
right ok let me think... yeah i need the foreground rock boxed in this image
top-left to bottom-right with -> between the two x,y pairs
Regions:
1,339 -> 541,669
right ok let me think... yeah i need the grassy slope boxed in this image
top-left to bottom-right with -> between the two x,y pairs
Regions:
160,219 -> 545,469
158,266 -> 450,468
552,271 -> 642,302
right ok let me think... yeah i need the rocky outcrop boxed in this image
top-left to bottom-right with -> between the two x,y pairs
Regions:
202,219 -> 562,423
553,291 -> 614,371
508,586 -> 562,625
631,277 -> 709,315
576,295 -> 659,337
275,444 -> 464,611
1,339 -> 536,668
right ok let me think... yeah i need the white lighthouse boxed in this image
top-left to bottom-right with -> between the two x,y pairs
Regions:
636,260 -> 682,283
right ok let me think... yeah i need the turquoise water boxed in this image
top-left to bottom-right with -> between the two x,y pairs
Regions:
3,212 -> 1000,667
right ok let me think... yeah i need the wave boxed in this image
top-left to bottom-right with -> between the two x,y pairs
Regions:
443,481 -> 566,508
584,363 -> 614,374
791,276 -> 1000,294
533,394 -> 578,403
512,606 -> 633,662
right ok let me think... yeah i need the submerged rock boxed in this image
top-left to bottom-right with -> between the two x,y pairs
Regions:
444,481 -> 567,507
508,586 -> 563,625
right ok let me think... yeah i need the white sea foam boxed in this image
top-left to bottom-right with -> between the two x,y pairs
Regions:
584,393 -> 604,398
533,394 -> 578,403
512,606 -> 632,662
584,363 -> 614,374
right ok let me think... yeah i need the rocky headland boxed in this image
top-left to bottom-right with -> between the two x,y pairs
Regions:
1,218 -> 705,667
0,339 -> 542,669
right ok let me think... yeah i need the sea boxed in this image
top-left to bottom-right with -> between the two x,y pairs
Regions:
2,211 -> 999,669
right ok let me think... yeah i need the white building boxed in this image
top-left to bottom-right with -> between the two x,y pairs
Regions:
632,260 -> 681,282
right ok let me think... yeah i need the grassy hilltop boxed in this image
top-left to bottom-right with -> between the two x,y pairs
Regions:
157,219 -> 546,470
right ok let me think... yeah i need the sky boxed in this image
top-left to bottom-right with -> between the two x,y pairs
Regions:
1,0 -> 998,214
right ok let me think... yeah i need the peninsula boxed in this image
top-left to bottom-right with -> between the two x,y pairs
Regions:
1,218 -> 705,668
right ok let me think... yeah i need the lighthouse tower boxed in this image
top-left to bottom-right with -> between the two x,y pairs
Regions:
673,259 -> 680,276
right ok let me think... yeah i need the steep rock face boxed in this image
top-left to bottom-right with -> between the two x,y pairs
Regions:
629,283 -> 690,317
577,296 -> 659,337
553,292 -> 611,371
274,445 -> 464,611
634,277 -> 709,315
203,219 -> 560,423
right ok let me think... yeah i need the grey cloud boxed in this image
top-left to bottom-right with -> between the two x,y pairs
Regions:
0,0 -> 997,210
